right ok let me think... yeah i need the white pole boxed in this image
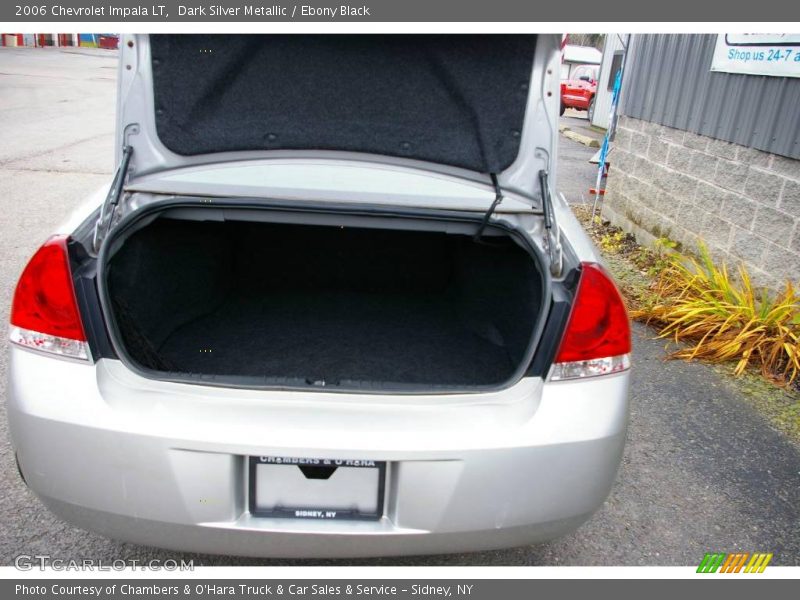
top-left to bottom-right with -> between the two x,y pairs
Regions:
591,36 -> 630,223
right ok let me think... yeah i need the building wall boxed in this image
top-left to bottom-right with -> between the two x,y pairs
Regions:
561,44 -> 602,80
620,34 -> 800,160
604,115 -> 800,288
1,33 -> 78,47
603,33 -> 800,289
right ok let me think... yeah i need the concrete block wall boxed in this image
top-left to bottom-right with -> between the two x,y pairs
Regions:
603,115 -> 800,289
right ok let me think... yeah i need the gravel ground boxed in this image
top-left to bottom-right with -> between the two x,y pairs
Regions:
1,46 -> 798,567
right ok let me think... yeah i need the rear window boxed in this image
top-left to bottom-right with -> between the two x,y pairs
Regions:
572,65 -> 598,80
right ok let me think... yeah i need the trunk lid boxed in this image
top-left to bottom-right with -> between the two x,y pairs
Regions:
114,34 -> 562,205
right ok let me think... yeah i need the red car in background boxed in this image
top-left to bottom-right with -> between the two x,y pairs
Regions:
560,64 -> 599,121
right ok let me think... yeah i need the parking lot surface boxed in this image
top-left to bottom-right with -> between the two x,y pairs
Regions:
1,47 -> 798,566
557,109 -> 603,204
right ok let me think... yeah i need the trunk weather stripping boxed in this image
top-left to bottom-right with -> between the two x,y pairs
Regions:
538,169 -> 563,277
473,173 -> 503,243
93,145 -> 133,253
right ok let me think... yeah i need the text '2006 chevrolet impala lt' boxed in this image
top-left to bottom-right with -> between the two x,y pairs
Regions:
7,34 -> 630,558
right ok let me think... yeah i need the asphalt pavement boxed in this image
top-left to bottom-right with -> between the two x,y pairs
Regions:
556,109 -> 603,205
1,47 -> 798,567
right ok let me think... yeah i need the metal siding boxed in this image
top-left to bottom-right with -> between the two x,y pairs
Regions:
661,38 -> 681,123
621,34 -> 800,159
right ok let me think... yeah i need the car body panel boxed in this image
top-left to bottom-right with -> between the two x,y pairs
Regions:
8,345 -> 628,557
124,160 -> 535,214
561,64 -> 598,111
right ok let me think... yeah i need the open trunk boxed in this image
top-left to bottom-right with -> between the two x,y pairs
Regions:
104,210 -> 545,391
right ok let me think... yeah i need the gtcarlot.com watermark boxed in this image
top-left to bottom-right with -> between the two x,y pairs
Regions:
14,554 -> 194,571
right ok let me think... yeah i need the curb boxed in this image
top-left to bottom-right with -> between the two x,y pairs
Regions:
561,129 -> 601,148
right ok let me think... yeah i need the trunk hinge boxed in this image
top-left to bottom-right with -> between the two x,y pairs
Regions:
538,169 -> 563,277
473,173 -> 504,243
93,145 -> 133,253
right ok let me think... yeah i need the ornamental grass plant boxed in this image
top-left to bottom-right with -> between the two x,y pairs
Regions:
633,243 -> 800,386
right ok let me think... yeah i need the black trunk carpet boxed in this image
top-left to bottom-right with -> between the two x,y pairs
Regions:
157,290 -> 514,386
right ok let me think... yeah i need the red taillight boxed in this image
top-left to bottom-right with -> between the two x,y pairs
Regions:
551,262 -> 631,380
10,236 -> 89,359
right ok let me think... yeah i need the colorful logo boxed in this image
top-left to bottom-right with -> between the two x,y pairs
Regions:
697,552 -> 773,573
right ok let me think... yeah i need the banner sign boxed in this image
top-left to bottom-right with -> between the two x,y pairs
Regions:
711,34 -> 800,78
3,1 -> 800,22
4,579 -> 796,600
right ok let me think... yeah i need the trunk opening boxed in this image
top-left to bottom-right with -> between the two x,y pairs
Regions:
103,208 -> 546,392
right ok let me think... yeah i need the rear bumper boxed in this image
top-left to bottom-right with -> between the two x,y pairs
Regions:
38,497 -> 595,558
8,346 -> 629,558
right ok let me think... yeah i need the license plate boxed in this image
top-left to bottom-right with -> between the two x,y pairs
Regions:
248,456 -> 386,520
